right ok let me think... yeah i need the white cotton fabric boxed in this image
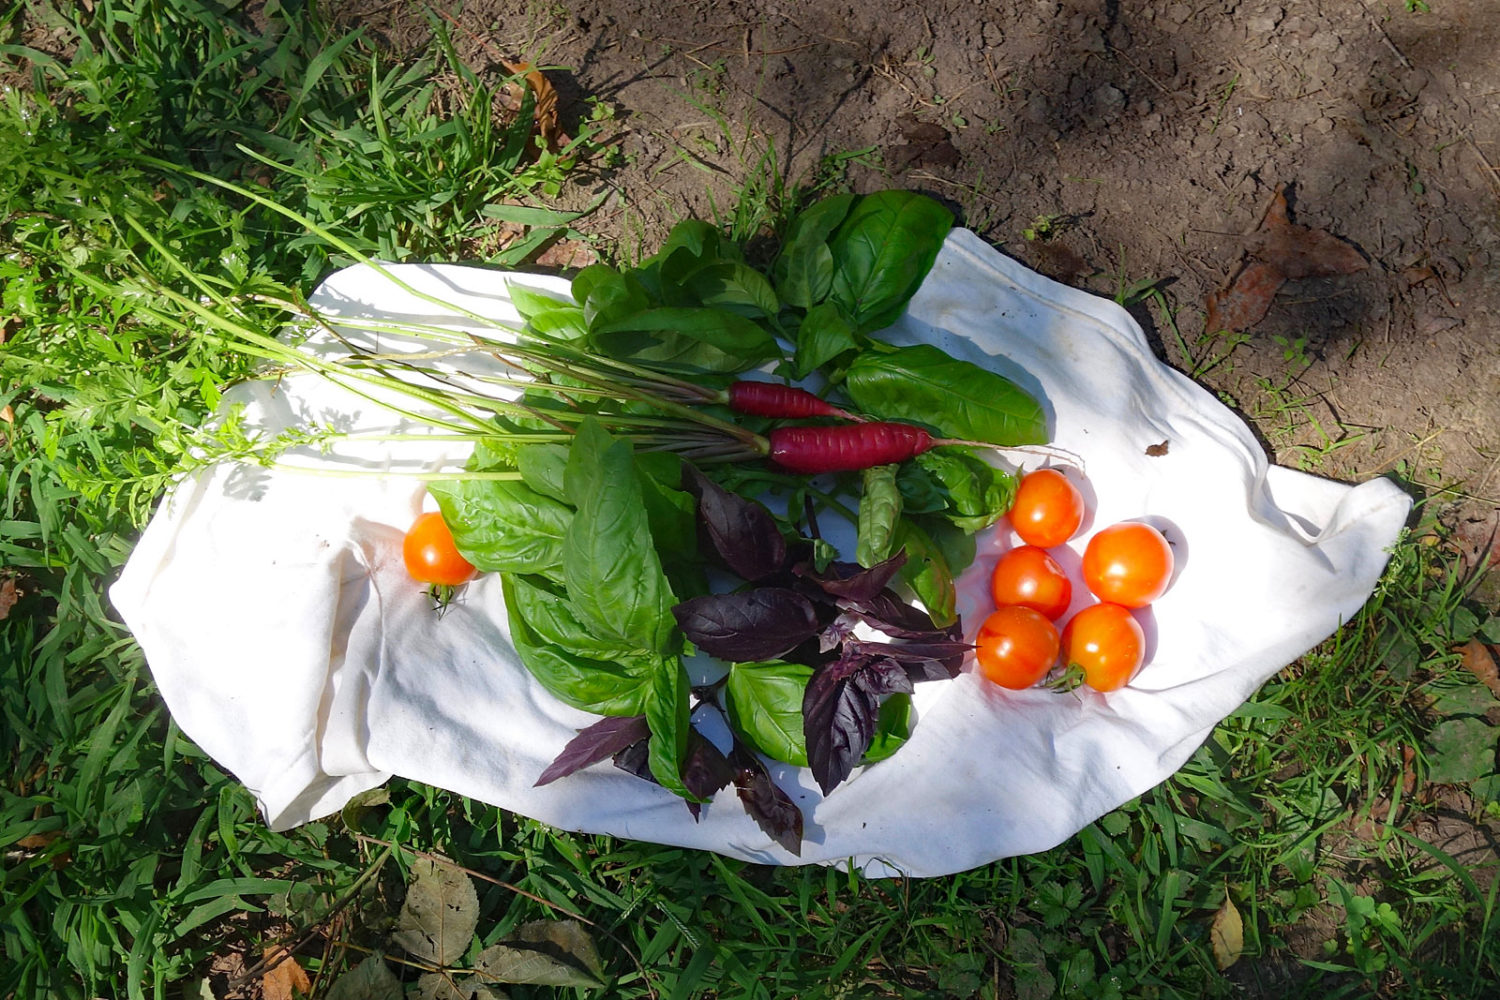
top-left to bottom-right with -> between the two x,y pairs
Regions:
110,230 -> 1411,877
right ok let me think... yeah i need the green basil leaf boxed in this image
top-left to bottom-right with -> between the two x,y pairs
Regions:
681,260 -> 781,319
429,478 -> 572,578
573,265 -> 650,328
791,301 -> 859,379
774,241 -> 834,311
893,460 -> 949,515
863,693 -> 911,763
562,418 -> 614,504
561,429 -> 680,654
915,446 -> 1017,533
724,660 -> 814,767
502,575 -> 654,715
653,219 -> 721,267
856,464 -> 902,568
590,306 -> 780,374
635,453 -> 705,598
507,282 -> 576,322
773,192 -> 857,308
893,516 -> 970,627
828,190 -> 953,332
517,443 -> 570,503
844,343 -> 1047,446
525,304 -> 589,342
645,656 -> 696,799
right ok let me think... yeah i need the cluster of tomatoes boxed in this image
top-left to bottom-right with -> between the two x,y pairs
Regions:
974,469 -> 1175,693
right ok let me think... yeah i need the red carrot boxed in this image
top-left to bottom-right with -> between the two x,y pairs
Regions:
767,421 -> 934,474
727,380 -> 855,420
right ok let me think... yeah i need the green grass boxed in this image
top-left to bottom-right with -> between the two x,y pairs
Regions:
3,2 -> 1498,998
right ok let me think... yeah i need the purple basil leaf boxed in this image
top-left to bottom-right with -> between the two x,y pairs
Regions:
818,616 -> 857,654
845,638 -> 970,681
803,647 -> 924,796
797,551 -> 907,602
685,465 -> 788,581
672,587 -> 821,662
612,738 -> 657,783
536,715 -> 651,787
682,729 -> 735,815
729,745 -> 803,855
854,655 -> 916,698
803,658 -> 881,796
839,588 -> 960,639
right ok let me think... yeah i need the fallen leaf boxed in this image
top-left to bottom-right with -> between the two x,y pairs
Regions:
1205,261 -> 1285,335
326,954 -> 404,1000
0,403 -> 13,423
500,60 -> 568,153
534,239 -> 598,269
1209,894 -> 1245,970
0,575 -> 17,620
393,858 -> 480,965
1033,242 -> 1089,284
1205,186 -> 1367,334
1457,640 -> 1500,700
1247,187 -> 1367,280
410,974 -> 507,1000
889,114 -> 960,170
15,829 -> 59,851
261,946 -> 312,1000
473,919 -> 605,988
1145,439 -> 1170,457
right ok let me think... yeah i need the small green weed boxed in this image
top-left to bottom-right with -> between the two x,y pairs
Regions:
1023,213 -> 1059,241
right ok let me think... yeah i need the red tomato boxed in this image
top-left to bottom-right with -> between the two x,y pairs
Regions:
974,606 -> 1060,690
990,545 -> 1073,620
1061,603 -> 1145,692
403,511 -> 477,586
1080,521 -> 1174,608
1009,469 -> 1085,548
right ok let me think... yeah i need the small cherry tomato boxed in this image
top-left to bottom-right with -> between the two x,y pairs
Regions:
974,606 -> 1060,690
1081,521 -> 1174,608
990,545 -> 1073,620
1009,468 -> 1085,548
1060,603 -> 1146,692
403,511 -> 477,586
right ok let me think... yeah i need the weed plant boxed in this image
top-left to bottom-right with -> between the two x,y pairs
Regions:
2,2 -> 1497,998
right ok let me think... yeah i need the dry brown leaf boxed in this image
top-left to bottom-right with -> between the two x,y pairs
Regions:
1209,895 -> 1245,970
1205,186 -> 1367,334
534,239 -> 598,270
1034,242 -> 1089,285
0,575 -> 18,620
1457,640 -> 1500,700
1205,260 -> 1285,335
0,403 -> 13,424
1248,187 -> 1367,280
1145,439 -> 1170,457
261,946 -> 311,1000
500,60 -> 568,153
889,114 -> 960,171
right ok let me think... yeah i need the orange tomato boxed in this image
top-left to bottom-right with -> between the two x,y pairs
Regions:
1080,521 -> 1173,608
403,511 -> 477,586
974,606 -> 1060,690
1060,603 -> 1145,692
990,545 -> 1073,620
1009,468 -> 1085,548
